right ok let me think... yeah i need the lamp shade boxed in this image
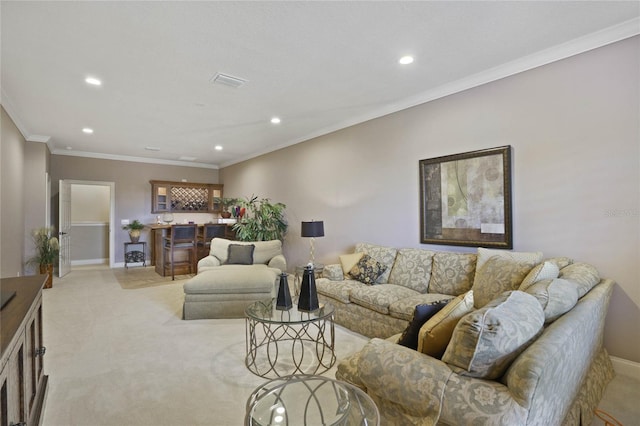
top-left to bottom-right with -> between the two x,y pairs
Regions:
301,221 -> 324,238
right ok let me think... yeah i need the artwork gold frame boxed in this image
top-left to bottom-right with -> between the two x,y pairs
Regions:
419,146 -> 512,249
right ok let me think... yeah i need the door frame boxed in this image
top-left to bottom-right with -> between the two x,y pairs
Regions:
63,180 -> 116,269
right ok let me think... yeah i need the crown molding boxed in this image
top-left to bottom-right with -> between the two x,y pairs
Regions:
220,17 -> 640,168
51,149 -> 219,170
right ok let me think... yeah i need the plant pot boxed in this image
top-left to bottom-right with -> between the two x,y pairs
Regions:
129,230 -> 141,243
221,211 -> 232,218
39,263 -> 53,289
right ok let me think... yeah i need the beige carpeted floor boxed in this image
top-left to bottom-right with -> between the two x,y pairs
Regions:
41,265 -> 639,426
41,266 -> 369,426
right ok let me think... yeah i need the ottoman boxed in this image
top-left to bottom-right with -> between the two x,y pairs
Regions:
182,265 -> 280,320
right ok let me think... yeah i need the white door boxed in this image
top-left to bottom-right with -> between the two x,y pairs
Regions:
58,180 -> 72,277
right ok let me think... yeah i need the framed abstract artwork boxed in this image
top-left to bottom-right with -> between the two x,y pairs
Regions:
419,146 -> 513,249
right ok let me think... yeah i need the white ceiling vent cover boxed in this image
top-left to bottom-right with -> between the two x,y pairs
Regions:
210,73 -> 248,88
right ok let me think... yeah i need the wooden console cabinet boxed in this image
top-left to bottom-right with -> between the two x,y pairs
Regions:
0,275 -> 48,426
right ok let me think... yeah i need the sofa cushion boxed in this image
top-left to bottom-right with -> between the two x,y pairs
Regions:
388,293 -> 456,321
429,252 -> 476,296
183,265 -> 278,294
226,244 -> 254,265
442,291 -> 544,379
349,284 -> 420,315
475,247 -> 543,272
558,262 -> 600,298
339,252 -> 364,276
355,242 -> 398,283
519,261 -> 560,291
323,264 -> 345,281
387,248 -> 435,293
349,254 -> 387,284
210,238 -> 282,265
397,302 -> 448,350
472,255 -> 540,308
315,278 -> 365,304
524,278 -> 580,322
417,290 -> 474,358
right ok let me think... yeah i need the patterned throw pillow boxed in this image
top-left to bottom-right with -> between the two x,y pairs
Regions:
519,261 -> 560,291
442,291 -> 544,379
349,254 -> 387,285
226,244 -> 255,265
397,302 -> 448,350
339,252 -> 364,277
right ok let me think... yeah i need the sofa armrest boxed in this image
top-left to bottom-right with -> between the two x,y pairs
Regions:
323,264 -> 344,281
197,255 -> 221,272
267,254 -> 287,273
358,338 -> 453,420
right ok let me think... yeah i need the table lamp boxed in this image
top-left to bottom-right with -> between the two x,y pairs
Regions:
301,220 -> 324,265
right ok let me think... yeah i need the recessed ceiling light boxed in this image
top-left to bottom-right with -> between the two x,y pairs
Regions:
85,77 -> 102,86
66,146 -> 73,150
270,117 -> 281,124
214,145 -> 223,151
82,128 -> 94,134
399,56 -> 414,65
145,146 -> 161,151
179,156 -> 197,162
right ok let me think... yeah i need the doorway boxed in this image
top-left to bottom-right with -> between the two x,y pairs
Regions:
58,180 -> 116,276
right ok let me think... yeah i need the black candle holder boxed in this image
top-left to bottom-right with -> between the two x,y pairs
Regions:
297,265 -> 319,312
276,273 -> 293,310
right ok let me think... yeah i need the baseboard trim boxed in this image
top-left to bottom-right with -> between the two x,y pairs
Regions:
71,258 -> 108,266
610,356 -> 640,380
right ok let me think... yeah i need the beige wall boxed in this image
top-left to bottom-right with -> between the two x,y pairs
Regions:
221,37 -> 640,362
1,106 -> 26,277
50,156 -> 219,263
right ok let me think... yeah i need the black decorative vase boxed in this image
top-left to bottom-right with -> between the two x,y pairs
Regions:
276,273 -> 293,311
298,265 -> 319,312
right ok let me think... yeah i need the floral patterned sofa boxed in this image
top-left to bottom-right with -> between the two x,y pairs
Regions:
316,243 -> 615,425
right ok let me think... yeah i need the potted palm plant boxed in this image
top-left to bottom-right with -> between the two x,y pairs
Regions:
122,219 -> 145,242
232,195 -> 287,241
26,227 -> 60,289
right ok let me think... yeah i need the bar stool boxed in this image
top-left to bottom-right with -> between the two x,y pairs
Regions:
164,224 -> 197,280
198,224 -> 227,260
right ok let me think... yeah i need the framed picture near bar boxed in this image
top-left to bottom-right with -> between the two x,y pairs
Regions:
419,146 -> 512,249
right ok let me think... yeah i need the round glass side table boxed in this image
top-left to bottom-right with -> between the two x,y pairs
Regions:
245,299 -> 335,379
245,374 -> 379,426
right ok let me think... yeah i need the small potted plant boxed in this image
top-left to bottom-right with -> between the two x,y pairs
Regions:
122,219 -> 145,242
26,227 -> 60,289
215,197 -> 239,218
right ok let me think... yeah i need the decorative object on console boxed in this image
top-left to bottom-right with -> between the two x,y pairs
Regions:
122,219 -> 145,242
162,212 -> 174,224
419,145 -> 513,248
298,265 -> 319,312
26,227 -> 60,289
301,220 -> 324,265
276,273 -> 293,310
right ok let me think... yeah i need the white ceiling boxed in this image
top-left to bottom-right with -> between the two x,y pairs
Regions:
2,1 -> 639,169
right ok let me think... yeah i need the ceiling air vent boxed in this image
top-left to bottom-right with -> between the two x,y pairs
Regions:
210,72 -> 248,88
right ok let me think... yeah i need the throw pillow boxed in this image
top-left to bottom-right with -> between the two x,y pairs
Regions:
472,255 -> 539,308
519,261 -> 560,291
558,262 -> 600,298
417,290 -> 474,359
442,291 -> 544,379
349,254 -> 387,285
524,278 -> 579,323
339,252 -> 364,277
397,302 -> 448,350
226,244 -> 255,265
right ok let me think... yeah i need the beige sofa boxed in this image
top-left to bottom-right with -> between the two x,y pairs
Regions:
317,243 -> 614,425
182,238 -> 286,319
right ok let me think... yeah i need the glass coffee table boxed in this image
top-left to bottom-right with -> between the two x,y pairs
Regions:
245,374 -> 379,426
245,299 -> 335,379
